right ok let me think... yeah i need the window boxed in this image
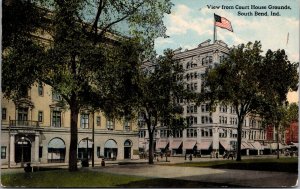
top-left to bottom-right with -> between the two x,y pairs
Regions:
219,129 -> 227,138
97,147 -> 101,157
96,116 -> 101,126
106,119 -> 114,130
81,114 -> 89,129
187,116 -> 197,126
39,146 -> 43,158
219,105 -> 227,113
202,56 -> 213,65
38,111 -> 43,122
2,108 -> 6,120
187,128 -> 197,138
38,83 -> 44,96
201,116 -> 212,124
124,120 -> 131,131
52,90 -> 62,101
18,107 -> 28,121
139,130 -> 146,138
201,104 -> 210,112
160,129 -> 170,138
1,146 -> 6,159
219,116 -> 227,124
52,110 -> 61,127
173,130 -> 183,138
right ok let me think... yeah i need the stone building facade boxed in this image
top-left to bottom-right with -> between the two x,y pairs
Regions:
1,83 -> 139,166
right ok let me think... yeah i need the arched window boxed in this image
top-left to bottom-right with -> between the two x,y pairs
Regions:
48,138 -> 66,163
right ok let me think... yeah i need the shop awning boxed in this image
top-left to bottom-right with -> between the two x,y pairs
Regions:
271,143 -> 284,149
170,140 -> 182,149
104,139 -> 117,149
183,140 -> 197,149
250,141 -> 262,150
48,138 -> 65,149
156,140 -> 169,149
241,142 -> 254,150
219,141 -> 230,150
196,141 -> 212,150
79,139 -> 93,148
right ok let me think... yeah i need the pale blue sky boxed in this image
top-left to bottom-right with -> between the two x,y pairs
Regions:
154,0 -> 299,63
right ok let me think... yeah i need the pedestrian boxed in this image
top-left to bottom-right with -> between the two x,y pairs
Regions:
189,154 -> 192,161
160,152 -> 163,159
216,152 -> 219,159
185,153 -> 187,160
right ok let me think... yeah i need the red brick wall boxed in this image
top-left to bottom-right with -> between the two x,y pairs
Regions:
285,121 -> 298,144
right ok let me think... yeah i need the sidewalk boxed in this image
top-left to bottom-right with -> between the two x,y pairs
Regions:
0,154 -> 289,170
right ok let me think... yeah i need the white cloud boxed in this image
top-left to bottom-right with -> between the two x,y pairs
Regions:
155,37 -> 175,45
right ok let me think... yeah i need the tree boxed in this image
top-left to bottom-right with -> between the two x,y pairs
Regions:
2,0 -> 172,171
137,49 -> 192,164
203,41 -> 264,161
257,50 -> 298,158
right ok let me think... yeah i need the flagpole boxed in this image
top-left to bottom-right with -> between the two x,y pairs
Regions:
213,13 -> 216,43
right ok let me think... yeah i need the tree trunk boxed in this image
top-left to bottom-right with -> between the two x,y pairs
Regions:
69,96 -> 79,171
276,125 -> 280,159
147,125 -> 154,164
236,116 -> 244,161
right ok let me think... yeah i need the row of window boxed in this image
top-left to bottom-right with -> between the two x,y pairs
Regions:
183,55 -> 227,70
186,83 -> 198,91
139,128 -> 265,140
219,105 -> 236,114
1,107 -> 131,131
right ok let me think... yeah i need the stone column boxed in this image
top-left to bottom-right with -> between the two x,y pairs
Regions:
34,134 -> 40,163
10,134 -> 15,165
212,127 -> 219,150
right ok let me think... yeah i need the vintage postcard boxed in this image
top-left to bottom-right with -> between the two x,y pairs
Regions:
1,0 -> 299,188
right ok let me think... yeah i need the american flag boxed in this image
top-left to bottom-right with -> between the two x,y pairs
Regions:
214,14 -> 233,32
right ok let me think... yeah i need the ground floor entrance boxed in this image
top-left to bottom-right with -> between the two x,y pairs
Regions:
15,141 -> 31,163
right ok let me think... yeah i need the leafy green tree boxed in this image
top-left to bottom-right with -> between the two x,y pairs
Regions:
203,41 -> 264,161
2,0 -> 47,50
2,0 -> 172,171
203,41 -> 298,161
138,49 -> 192,164
257,50 -> 298,159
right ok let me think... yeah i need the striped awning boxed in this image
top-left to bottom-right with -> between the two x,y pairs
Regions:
219,141 -> 230,150
183,140 -> 197,149
241,142 -> 254,150
196,141 -> 212,150
170,140 -> 182,149
250,141 -> 262,150
156,140 -> 169,149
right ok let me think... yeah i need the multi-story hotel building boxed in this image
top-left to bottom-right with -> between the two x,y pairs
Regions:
1,83 -> 139,166
138,40 -> 273,157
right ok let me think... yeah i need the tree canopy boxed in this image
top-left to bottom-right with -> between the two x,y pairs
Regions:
202,41 -> 298,161
137,49 -> 194,164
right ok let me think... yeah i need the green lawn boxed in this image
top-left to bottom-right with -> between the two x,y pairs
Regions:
1,168 -> 241,188
1,169 -> 147,187
168,157 -> 298,172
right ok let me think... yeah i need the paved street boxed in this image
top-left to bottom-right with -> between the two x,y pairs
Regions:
91,163 -> 298,187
